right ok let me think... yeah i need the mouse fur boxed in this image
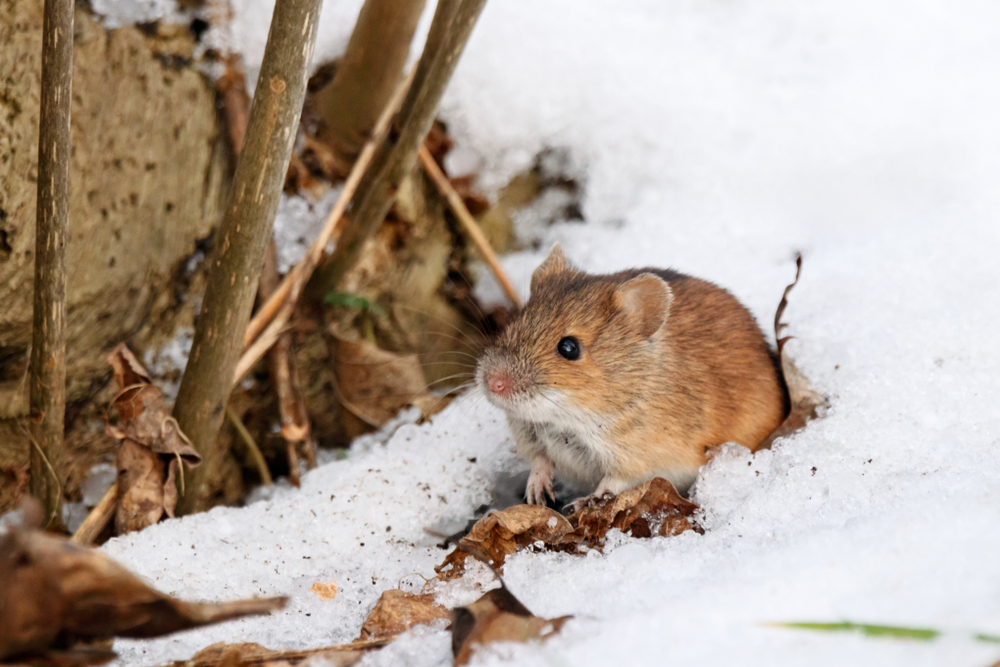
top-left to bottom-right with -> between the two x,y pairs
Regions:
476,243 -> 788,506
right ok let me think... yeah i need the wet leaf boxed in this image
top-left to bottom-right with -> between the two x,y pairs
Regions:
567,477 -> 701,542
451,582 -> 569,666
759,254 -> 827,449
359,590 -> 450,640
0,514 -> 285,662
435,505 -> 576,579
105,344 -> 201,532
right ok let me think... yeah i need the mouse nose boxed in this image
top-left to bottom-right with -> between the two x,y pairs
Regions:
487,370 -> 513,399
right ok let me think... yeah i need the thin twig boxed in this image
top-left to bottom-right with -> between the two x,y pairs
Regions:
70,481 -> 118,545
241,68 -> 417,352
417,146 -> 521,308
260,241 -> 311,485
226,406 -> 273,485
28,0 -> 74,527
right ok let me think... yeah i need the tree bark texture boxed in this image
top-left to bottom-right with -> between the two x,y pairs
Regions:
313,0 -> 428,177
316,0 -> 487,295
28,0 -> 74,527
172,0 -> 323,515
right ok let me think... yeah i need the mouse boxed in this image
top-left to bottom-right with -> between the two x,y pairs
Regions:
476,243 -> 788,509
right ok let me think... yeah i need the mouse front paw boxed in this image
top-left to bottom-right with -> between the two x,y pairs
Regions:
524,456 -> 555,505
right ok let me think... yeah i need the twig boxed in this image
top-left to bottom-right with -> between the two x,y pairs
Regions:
70,481 -> 118,545
225,406 -> 273,485
314,0 -> 489,295
28,0 -> 74,527
260,241 -> 312,485
417,146 -> 521,308
172,0 -> 323,515
241,68 -> 417,353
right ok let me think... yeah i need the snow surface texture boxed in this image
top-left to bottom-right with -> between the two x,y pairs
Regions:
103,1 -> 1000,666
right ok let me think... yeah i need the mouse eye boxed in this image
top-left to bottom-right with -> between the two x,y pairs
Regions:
557,336 -> 581,360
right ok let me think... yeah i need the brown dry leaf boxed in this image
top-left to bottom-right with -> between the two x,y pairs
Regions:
308,581 -> 338,601
359,589 -> 450,640
330,326 -> 432,427
759,254 -> 827,450
105,344 -> 201,533
184,639 -> 387,667
0,514 -> 286,662
567,477 -> 701,543
451,582 -> 570,666
435,505 -> 576,579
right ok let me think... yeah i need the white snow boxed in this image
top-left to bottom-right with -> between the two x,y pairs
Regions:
100,1 -> 1000,666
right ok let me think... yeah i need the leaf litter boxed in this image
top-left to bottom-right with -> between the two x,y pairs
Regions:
0,502 -> 286,664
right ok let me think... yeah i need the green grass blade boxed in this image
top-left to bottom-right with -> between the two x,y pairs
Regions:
774,621 -> 939,641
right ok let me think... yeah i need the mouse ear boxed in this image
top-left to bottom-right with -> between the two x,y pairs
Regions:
614,273 -> 674,338
530,243 -> 572,294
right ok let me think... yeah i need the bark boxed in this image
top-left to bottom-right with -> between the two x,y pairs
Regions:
172,0 -> 323,515
28,0 -> 74,527
315,0 -> 488,295
312,0 -> 428,177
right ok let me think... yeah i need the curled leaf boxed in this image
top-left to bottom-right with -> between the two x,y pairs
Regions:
435,505 -> 577,579
567,477 -> 701,542
451,582 -> 569,666
105,344 -> 201,532
759,254 -> 827,449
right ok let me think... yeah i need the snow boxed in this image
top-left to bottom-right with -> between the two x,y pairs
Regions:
98,1 -> 1000,666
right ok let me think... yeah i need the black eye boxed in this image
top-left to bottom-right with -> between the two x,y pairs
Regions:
557,336 -> 581,360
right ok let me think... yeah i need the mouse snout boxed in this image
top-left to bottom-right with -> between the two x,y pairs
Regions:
486,370 -> 514,399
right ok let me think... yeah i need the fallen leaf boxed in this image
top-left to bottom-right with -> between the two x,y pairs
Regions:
184,639 -> 387,667
567,477 -> 701,542
0,511 -> 286,662
308,581 -> 338,601
451,582 -> 569,666
330,326 -> 432,427
435,505 -> 576,579
105,344 -> 201,533
759,254 -> 827,449
359,589 -> 450,640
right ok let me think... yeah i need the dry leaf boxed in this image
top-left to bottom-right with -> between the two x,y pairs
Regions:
0,513 -> 286,662
435,479 -> 699,578
330,326 -> 432,427
435,505 -> 576,579
359,590 -> 450,640
451,582 -> 569,667
308,581 -> 338,601
105,344 -> 201,533
759,254 -> 827,450
185,639 -> 387,667
567,477 -> 701,542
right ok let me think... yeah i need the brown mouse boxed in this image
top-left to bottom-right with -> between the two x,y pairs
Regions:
476,243 -> 788,508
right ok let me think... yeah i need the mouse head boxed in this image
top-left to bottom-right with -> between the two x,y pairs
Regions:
477,243 -> 674,423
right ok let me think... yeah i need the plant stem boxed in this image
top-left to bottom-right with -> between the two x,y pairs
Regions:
313,0 -> 428,176
29,0 -> 74,528
172,0 -> 323,515
314,0 -> 488,295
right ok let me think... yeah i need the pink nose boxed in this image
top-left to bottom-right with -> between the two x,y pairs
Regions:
487,371 -> 512,398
